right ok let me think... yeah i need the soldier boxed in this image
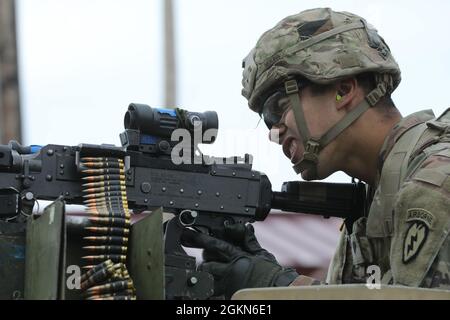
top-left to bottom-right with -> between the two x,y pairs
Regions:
182,7 -> 450,299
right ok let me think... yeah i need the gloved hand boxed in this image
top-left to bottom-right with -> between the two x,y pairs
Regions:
181,223 -> 299,299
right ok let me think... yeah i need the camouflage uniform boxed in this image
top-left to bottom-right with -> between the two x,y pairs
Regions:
241,8 -> 450,289
327,108 -> 450,289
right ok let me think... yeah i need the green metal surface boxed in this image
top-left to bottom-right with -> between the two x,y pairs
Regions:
64,214 -> 90,300
128,208 -> 165,300
24,200 -> 66,300
0,221 -> 26,299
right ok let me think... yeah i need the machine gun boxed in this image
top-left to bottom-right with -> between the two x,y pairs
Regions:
0,103 -> 367,299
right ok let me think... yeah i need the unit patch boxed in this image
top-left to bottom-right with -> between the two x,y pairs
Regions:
403,221 -> 429,264
406,208 -> 435,228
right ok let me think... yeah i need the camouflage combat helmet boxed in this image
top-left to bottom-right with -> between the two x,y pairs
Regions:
242,8 -> 401,179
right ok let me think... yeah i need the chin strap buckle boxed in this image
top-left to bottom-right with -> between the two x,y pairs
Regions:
303,140 -> 320,162
292,139 -> 320,175
285,80 -> 299,95
366,82 -> 387,107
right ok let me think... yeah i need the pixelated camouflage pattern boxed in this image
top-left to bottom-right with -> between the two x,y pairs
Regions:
241,8 -> 401,112
326,109 -> 450,290
422,235 -> 450,289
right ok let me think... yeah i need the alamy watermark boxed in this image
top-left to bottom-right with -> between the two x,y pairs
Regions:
366,265 -> 381,289
66,265 -> 81,290
169,122 -> 280,169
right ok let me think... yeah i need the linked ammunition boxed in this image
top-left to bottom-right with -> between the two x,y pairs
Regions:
83,236 -> 129,245
80,156 -> 136,300
102,268 -> 129,281
83,245 -> 128,254
121,269 -> 131,280
85,196 -> 126,205
91,295 -> 136,300
82,190 -> 127,199
81,157 -> 123,163
82,265 -> 96,270
80,259 -> 114,283
83,185 -> 127,194
85,289 -> 136,300
86,210 -> 130,218
84,226 -> 130,236
84,201 -> 128,208
80,265 -> 117,290
82,254 -> 127,263
83,198 -> 128,206
82,174 -> 124,182
86,212 -> 130,220
86,203 -> 129,210
82,180 -> 126,188
85,280 -> 134,295
88,217 -> 130,227
83,195 -> 128,204
83,161 -> 124,169
85,203 -> 129,212
84,202 -> 129,211
83,158 -> 123,164
81,168 -> 124,175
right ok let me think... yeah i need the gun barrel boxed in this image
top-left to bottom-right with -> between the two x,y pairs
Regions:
271,181 -> 366,220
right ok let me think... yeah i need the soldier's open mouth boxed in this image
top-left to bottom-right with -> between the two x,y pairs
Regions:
282,137 -> 300,164
289,140 -> 299,164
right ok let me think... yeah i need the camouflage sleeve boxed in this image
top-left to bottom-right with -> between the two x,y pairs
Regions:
421,234 -> 450,289
390,152 -> 450,289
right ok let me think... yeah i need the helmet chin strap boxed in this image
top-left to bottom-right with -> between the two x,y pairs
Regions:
284,80 -> 387,180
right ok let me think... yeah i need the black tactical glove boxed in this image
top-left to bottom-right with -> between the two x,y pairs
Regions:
181,223 -> 299,299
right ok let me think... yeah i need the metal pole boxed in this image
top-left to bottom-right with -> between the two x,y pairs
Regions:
163,0 -> 177,107
0,0 -> 22,143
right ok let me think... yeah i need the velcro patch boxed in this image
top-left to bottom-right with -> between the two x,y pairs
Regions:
336,54 -> 361,68
297,19 -> 328,40
413,168 -> 447,187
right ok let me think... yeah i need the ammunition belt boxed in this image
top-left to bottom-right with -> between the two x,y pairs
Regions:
80,157 -> 136,300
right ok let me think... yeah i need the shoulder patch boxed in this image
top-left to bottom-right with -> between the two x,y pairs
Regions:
403,221 -> 429,263
406,208 -> 435,229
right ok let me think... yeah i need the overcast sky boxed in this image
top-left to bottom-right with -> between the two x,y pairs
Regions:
16,0 -> 450,190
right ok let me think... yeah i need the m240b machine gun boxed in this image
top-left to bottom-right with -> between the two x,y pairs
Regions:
0,103 -> 367,299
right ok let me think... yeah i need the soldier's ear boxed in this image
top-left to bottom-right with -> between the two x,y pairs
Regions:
335,78 -> 358,110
